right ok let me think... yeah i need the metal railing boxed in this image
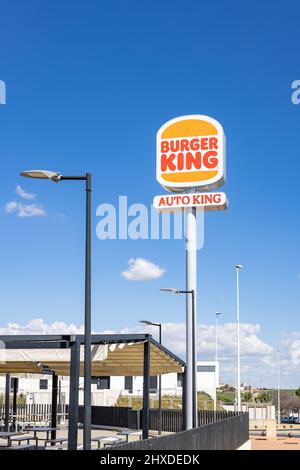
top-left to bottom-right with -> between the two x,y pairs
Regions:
0,403 -> 68,427
110,413 -> 249,450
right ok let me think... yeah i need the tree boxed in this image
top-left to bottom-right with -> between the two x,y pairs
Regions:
255,392 -> 271,403
295,388 -> 300,397
242,391 -> 253,402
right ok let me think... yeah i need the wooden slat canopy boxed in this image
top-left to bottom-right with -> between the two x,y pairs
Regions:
0,340 -> 183,376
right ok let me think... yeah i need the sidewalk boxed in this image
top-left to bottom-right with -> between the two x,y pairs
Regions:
251,437 -> 300,450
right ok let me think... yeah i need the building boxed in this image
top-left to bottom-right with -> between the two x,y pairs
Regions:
0,360 -> 219,406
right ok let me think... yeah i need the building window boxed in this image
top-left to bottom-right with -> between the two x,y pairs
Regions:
177,373 -> 183,387
125,376 -> 133,392
10,377 -> 19,389
96,376 -> 110,390
150,376 -> 158,392
39,379 -> 48,390
197,366 -> 215,373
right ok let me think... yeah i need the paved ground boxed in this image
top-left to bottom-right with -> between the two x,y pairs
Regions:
251,437 -> 300,450
0,427 -> 145,450
50,427 -> 146,448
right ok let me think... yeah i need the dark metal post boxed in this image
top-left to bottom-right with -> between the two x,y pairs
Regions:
158,324 -> 162,435
182,368 -> 187,431
142,339 -> 150,440
12,378 -> 18,431
68,341 -> 80,450
83,173 -> 92,450
58,379 -> 62,424
4,374 -> 10,431
51,373 -> 58,443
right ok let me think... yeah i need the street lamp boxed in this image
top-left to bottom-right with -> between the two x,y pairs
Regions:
160,287 -> 197,428
235,264 -> 243,412
214,312 -> 221,413
140,320 -> 162,435
277,349 -> 281,425
20,169 -> 92,450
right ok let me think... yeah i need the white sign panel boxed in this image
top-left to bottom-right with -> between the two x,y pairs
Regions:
153,191 -> 228,212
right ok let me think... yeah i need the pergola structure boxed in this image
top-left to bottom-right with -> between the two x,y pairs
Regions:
0,334 -> 186,449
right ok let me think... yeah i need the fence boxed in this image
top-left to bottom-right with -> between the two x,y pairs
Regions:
110,413 -> 249,450
149,409 -> 240,433
0,404 -> 68,424
78,405 -> 140,429
77,406 -> 242,433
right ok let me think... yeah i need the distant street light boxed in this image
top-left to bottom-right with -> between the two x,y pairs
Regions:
140,320 -> 162,435
277,349 -> 281,425
214,312 -> 221,413
235,265 -> 243,412
160,287 -> 198,428
21,169 -> 92,450
159,288 -> 180,294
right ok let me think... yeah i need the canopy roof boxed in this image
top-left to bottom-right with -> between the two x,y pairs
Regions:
0,334 -> 184,377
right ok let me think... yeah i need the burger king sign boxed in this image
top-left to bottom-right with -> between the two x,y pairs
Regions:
156,115 -> 226,192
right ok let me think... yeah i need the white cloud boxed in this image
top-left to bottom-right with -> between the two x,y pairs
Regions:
121,322 -> 281,387
0,318 -> 84,335
1,317 -> 300,387
130,321 -> 273,359
5,201 -> 46,217
15,185 -> 36,200
121,258 -> 165,281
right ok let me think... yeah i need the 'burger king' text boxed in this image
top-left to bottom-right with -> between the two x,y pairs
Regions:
160,137 -> 219,172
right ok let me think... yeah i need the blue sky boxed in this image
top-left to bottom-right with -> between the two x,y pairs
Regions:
1,0 -> 300,387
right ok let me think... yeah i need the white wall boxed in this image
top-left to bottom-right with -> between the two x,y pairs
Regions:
0,361 -> 219,405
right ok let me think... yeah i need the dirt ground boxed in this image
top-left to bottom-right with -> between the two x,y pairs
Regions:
251,437 -> 300,450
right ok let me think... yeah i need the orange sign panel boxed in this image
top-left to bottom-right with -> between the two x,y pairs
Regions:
156,115 -> 226,192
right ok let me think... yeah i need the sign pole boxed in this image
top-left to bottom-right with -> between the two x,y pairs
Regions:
156,114 -> 227,429
185,206 -> 198,428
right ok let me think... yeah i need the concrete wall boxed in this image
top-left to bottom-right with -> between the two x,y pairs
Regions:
222,403 -> 275,420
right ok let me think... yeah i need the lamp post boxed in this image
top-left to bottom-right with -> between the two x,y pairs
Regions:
214,312 -> 221,413
235,265 -> 243,412
277,349 -> 281,425
140,320 -> 162,435
20,169 -> 92,450
160,287 -> 197,428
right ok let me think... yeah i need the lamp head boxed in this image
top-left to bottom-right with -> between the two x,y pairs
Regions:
160,287 -> 180,294
20,170 -> 62,182
235,264 -> 244,269
140,320 -> 154,326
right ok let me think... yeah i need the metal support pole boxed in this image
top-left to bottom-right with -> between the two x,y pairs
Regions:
185,207 -> 197,429
214,313 -> 220,413
191,289 -> 198,427
51,373 -> 58,443
12,378 -> 18,431
68,341 -> 80,450
4,374 -> 10,432
83,173 -> 92,450
214,316 -> 217,413
236,267 -> 241,412
158,324 -> 162,435
142,339 -> 150,439
58,379 -> 62,424
277,349 -> 280,425
182,368 -> 187,431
